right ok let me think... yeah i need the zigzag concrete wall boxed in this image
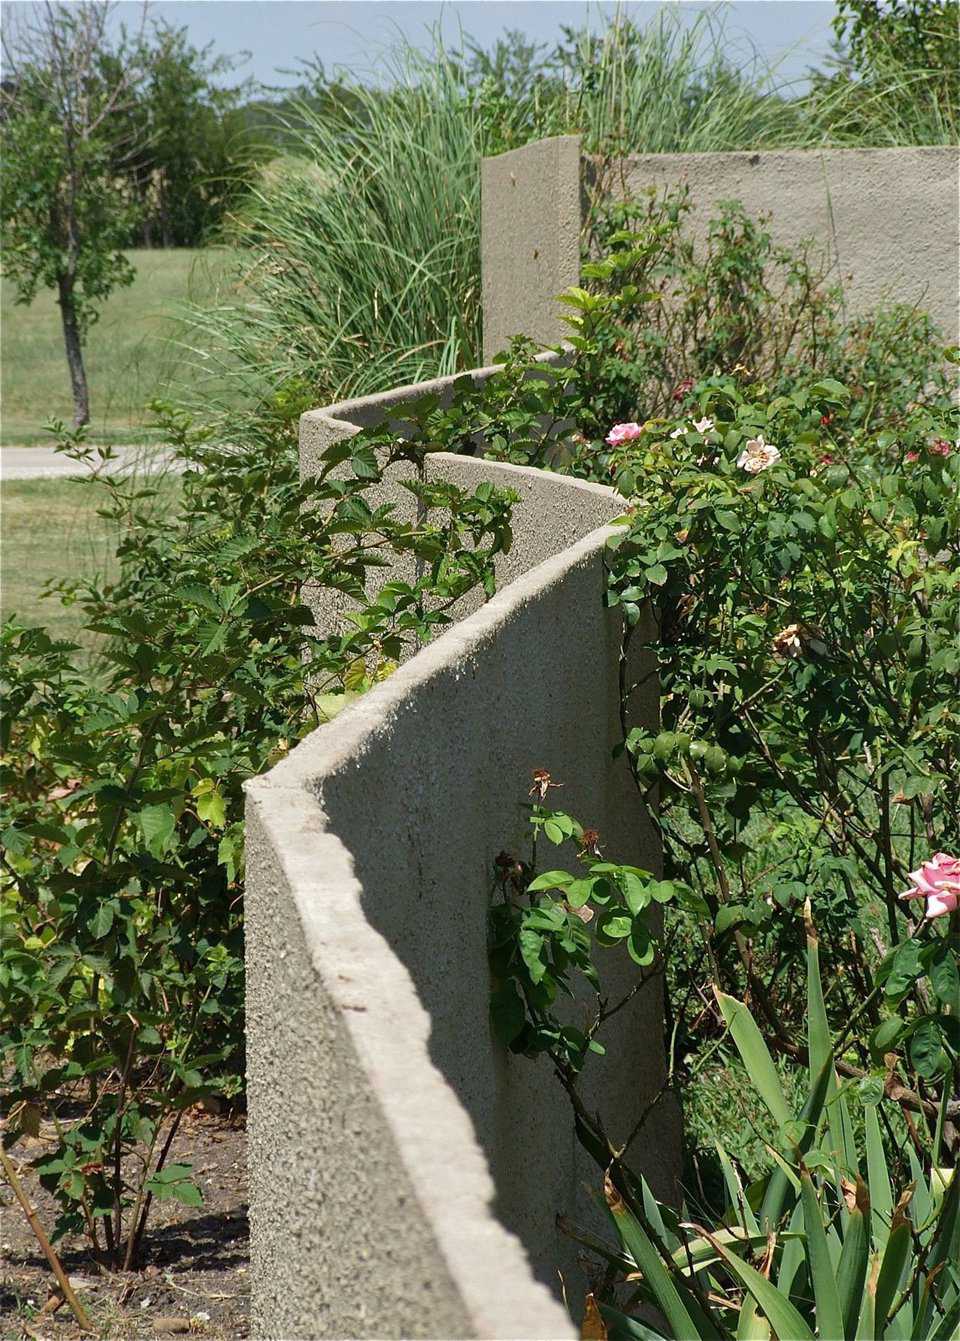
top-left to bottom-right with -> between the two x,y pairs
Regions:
244,362 -> 680,1339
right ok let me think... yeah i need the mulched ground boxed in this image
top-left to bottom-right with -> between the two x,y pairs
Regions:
0,1111 -> 249,1341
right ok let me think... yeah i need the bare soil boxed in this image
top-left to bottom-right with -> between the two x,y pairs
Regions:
0,1111 -> 249,1341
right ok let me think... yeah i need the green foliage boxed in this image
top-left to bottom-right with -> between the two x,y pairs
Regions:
481,304 -> 957,1138
1,247 -> 236,446
600,377 -> 958,1094
2,3 -> 145,428
180,7 -> 956,431
489,800 -> 680,1073
570,186 -> 950,438
583,943 -> 960,1341
0,13 -> 139,334
178,39 -> 485,426
101,20 -> 262,248
459,11 -> 808,159
812,0 -> 959,146
0,4 -> 258,430
1,392 -> 516,1266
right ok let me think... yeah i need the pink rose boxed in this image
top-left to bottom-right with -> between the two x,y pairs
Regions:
930,439 -> 953,457
905,451 -> 920,463
606,422 -> 644,447
899,852 -> 960,919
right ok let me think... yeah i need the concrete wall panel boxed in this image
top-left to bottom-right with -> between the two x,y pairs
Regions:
613,147 -> 959,340
298,353 -> 612,649
245,374 -> 679,1338
482,138 -> 959,353
481,136 -> 583,362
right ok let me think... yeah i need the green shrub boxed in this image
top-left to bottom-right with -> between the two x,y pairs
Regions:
489,799 -> 958,1335
807,0 -> 959,148
0,401 -> 516,1264
461,190 -> 958,1328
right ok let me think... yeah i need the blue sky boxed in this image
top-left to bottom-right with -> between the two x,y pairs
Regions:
4,2 -> 839,90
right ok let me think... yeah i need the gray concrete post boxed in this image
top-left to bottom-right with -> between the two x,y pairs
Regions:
481,135 -> 583,362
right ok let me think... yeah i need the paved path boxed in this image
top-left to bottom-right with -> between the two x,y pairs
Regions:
1,445 -> 179,481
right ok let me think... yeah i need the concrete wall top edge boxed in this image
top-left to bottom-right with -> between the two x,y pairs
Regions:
249,781 -> 577,1339
249,406 -> 626,1336
602,144 -> 960,166
300,348 -> 566,439
482,132 -> 583,166
254,361 -> 656,1338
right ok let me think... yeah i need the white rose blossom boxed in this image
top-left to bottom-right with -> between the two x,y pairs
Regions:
693,416 -> 715,434
737,435 -> 781,473
670,425 -> 687,439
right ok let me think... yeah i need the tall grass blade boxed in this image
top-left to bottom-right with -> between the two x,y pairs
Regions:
800,1170 -> 845,1341
604,1174 -> 726,1341
714,990 -> 792,1130
864,1104 -> 894,1247
836,1180 -> 870,1340
874,1218 -> 912,1333
699,1231 -> 815,1341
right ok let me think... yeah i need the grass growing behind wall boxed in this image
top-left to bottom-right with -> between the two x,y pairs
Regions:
176,7 -> 957,437
175,13 -> 824,430
178,41 -> 485,434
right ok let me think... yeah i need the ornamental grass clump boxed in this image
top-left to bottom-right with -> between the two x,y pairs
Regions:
176,9 -> 820,430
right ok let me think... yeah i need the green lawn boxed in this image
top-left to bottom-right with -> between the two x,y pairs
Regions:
1,248 -> 236,446
1,476 -> 180,655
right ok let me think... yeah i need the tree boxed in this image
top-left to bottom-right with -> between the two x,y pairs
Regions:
833,0 -> 959,77
1,2 -> 148,426
99,22 -> 259,248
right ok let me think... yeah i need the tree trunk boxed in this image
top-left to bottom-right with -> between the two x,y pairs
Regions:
57,273 -> 90,427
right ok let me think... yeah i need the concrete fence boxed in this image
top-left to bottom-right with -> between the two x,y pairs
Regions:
244,361 -> 680,1339
481,135 -> 960,360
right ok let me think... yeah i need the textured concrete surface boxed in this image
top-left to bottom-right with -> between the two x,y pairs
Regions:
245,376 -> 679,1338
482,136 -> 583,362
299,352 -> 601,650
482,139 -> 959,351
613,147 -> 959,341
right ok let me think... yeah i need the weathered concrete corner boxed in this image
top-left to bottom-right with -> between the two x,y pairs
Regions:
482,135 -> 583,362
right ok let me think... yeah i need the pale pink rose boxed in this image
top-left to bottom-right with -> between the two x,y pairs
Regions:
930,439 -> 953,457
899,852 -> 960,919
605,422 -> 644,447
737,436 -> 781,474
693,417 -> 715,434
905,451 -> 920,463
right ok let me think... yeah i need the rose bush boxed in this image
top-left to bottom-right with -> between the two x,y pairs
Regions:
474,187 -> 958,1331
